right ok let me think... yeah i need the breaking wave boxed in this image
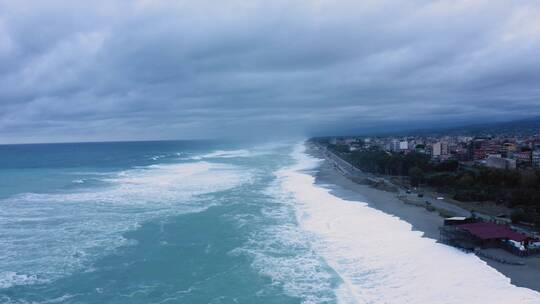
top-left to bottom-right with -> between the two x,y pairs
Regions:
0,161 -> 250,289
183,149 -> 255,160
273,143 -> 540,304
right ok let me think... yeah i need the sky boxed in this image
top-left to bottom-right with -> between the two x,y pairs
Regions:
1,0 -> 540,143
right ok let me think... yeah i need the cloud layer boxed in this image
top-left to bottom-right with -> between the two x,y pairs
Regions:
1,0 -> 540,143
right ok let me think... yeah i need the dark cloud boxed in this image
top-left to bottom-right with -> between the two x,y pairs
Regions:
1,0 -> 540,143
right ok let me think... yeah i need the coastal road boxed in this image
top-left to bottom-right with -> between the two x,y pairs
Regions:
314,143 -> 475,219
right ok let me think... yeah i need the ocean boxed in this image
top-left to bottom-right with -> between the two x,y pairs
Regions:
0,140 -> 539,304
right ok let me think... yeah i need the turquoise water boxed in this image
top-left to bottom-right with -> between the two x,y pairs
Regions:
3,141 -> 540,304
0,141 -> 338,304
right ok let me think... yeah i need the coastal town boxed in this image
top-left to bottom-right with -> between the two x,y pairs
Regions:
309,130 -> 540,285
325,134 -> 540,170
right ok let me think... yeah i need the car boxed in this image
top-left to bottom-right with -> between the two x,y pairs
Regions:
406,190 -> 411,194
436,196 -> 444,200
417,193 -> 424,198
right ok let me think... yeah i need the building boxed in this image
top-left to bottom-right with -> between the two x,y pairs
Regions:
443,217 -> 474,226
485,155 -> 516,170
514,151 -> 532,166
389,140 -> 399,152
502,142 -> 517,158
472,137 -> 490,160
440,140 -> 449,160
440,221 -> 539,255
533,150 -> 540,168
485,141 -> 502,156
414,144 -> 426,154
454,144 -> 470,161
432,142 -> 441,158
399,141 -> 408,151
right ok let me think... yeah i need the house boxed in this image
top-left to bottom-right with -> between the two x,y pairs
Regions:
439,220 -> 539,256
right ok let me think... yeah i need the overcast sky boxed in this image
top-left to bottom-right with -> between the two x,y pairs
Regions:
1,0 -> 540,143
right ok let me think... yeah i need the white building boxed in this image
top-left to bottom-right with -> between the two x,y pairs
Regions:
399,141 -> 408,151
432,142 -> 442,157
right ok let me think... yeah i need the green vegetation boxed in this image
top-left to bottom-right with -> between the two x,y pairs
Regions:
324,144 -> 540,228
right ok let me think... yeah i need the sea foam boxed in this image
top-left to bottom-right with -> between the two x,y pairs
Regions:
185,145 -> 283,161
0,161 -> 250,289
276,143 -> 540,304
234,194 -> 338,304
228,143 -> 339,304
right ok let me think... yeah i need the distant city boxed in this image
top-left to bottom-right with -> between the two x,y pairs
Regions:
325,133 -> 540,171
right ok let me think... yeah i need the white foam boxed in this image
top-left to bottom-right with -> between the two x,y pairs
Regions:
277,142 -> 540,304
0,272 -> 43,289
231,162 -> 338,304
149,154 -> 166,160
185,149 -> 254,160
182,143 -> 294,161
0,161 -> 250,289
233,208 -> 337,303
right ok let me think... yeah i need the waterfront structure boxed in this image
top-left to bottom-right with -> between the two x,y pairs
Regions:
440,220 -> 539,256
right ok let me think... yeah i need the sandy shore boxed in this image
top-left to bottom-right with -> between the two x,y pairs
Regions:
308,145 -> 540,293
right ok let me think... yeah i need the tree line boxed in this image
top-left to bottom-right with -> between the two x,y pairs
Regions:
323,143 -> 540,228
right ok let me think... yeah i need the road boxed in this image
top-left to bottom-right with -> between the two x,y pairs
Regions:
314,142 -> 475,219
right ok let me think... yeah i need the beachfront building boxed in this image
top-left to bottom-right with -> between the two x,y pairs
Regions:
440,221 -> 539,256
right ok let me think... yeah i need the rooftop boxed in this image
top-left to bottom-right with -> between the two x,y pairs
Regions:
456,222 -> 531,242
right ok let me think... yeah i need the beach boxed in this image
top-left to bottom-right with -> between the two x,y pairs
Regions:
307,144 -> 540,293
3,141 -> 540,304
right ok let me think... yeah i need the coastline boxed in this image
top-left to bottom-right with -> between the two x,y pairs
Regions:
306,143 -> 540,293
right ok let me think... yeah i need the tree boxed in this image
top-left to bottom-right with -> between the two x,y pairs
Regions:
409,166 -> 424,187
510,209 -> 526,223
520,170 -> 537,187
457,173 -> 474,187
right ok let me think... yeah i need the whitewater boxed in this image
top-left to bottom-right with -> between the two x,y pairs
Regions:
275,143 -> 540,304
1,140 -> 539,303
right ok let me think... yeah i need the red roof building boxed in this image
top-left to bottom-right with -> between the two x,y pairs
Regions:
456,222 -> 531,242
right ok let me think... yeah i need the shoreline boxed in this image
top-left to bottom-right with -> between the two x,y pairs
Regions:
306,143 -> 540,293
